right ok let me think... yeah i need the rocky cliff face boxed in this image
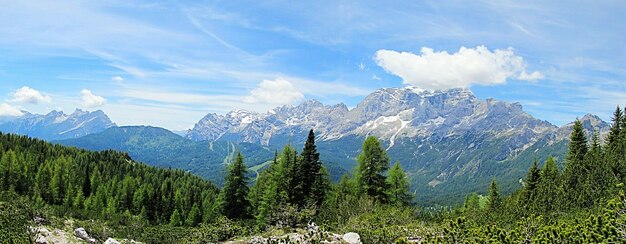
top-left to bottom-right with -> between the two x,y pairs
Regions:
187,87 -> 559,149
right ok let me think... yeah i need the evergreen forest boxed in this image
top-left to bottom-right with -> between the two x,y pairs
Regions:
2,106 -> 626,243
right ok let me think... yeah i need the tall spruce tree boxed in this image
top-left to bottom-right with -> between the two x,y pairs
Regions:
356,136 -> 389,203
564,119 -> 588,206
298,129 -> 327,207
607,106 -> 623,147
386,161 -> 413,206
521,160 -> 540,208
487,178 -> 501,210
586,131 -> 612,203
218,152 -> 251,219
536,157 -> 563,212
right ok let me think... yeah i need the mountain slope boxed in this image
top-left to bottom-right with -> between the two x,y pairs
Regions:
57,126 -> 276,184
0,109 -> 115,140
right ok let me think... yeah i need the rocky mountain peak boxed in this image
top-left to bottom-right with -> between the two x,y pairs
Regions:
186,87 -> 567,150
0,109 -> 116,140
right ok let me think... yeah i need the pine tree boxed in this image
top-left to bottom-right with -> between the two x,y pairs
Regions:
586,131 -> 613,203
463,192 -> 480,212
356,136 -> 390,203
169,209 -> 183,226
185,204 -> 202,227
386,161 -> 413,206
217,152 -> 251,219
299,129 -> 327,207
487,178 -> 501,210
310,165 -> 330,207
607,106 -> 623,147
521,160 -> 540,208
255,150 -> 284,225
35,162 -> 54,204
564,119 -> 588,206
536,157 -> 563,212
50,157 -> 68,204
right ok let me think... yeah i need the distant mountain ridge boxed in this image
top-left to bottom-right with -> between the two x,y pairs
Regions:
0,109 -> 115,140
185,87 -> 610,204
187,87 -> 564,146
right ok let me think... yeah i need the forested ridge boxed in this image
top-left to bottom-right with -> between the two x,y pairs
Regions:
1,105 -> 626,243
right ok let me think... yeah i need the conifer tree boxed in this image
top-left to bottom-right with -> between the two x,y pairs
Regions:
607,106 -> 623,147
386,161 -> 413,206
521,160 -> 540,208
586,131 -> 613,203
169,209 -> 183,226
463,192 -> 480,212
35,162 -> 54,204
536,157 -> 563,212
50,157 -> 68,204
256,148 -> 291,225
217,152 -> 251,219
299,129 -> 327,207
185,204 -> 202,227
356,136 -> 389,203
564,119 -> 588,206
487,178 -> 501,210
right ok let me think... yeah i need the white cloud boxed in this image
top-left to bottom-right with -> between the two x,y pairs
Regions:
519,71 -> 545,81
112,76 -> 124,81
244,78 -> 304,105
10,86 -> 51,104
81,89 -> 106,108
374,46 -> 544,90
0,103 -> 23,117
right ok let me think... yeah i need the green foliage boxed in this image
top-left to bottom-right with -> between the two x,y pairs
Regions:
58,126 -> 275,185
218,152 -> 251,220
299,130 -> 328,207
520,160 -> 540,209
564,119 -> 591,207
536,156 -> 564,213
387,161 -> 413,206
0,192 -> 34,243
356,136 -> 390,203
182,216 -> 252,243
0,132 -> 218,227
487,179 -> 501,210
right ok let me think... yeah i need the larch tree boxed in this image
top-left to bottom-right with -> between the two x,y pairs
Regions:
218,152 -> 251,219
356,136 -> 389,203
386,161 -> 413,206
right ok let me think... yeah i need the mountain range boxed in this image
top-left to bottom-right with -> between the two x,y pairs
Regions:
0,109 -> 115,140
0,87 -> 610,205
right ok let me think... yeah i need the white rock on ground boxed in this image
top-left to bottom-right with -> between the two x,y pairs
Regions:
35,235 -> 48,244
74,228 -> 96,243
342,232 -> 361,244
105,237 -> 120,244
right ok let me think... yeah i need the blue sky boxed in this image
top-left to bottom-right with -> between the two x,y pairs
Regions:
0,1 -> 624,130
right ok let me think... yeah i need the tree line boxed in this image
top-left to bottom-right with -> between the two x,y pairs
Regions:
447,105 -> 626,242
0,128 -> 415,230
216,129 -> 414,227
0,133 -> 219,227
